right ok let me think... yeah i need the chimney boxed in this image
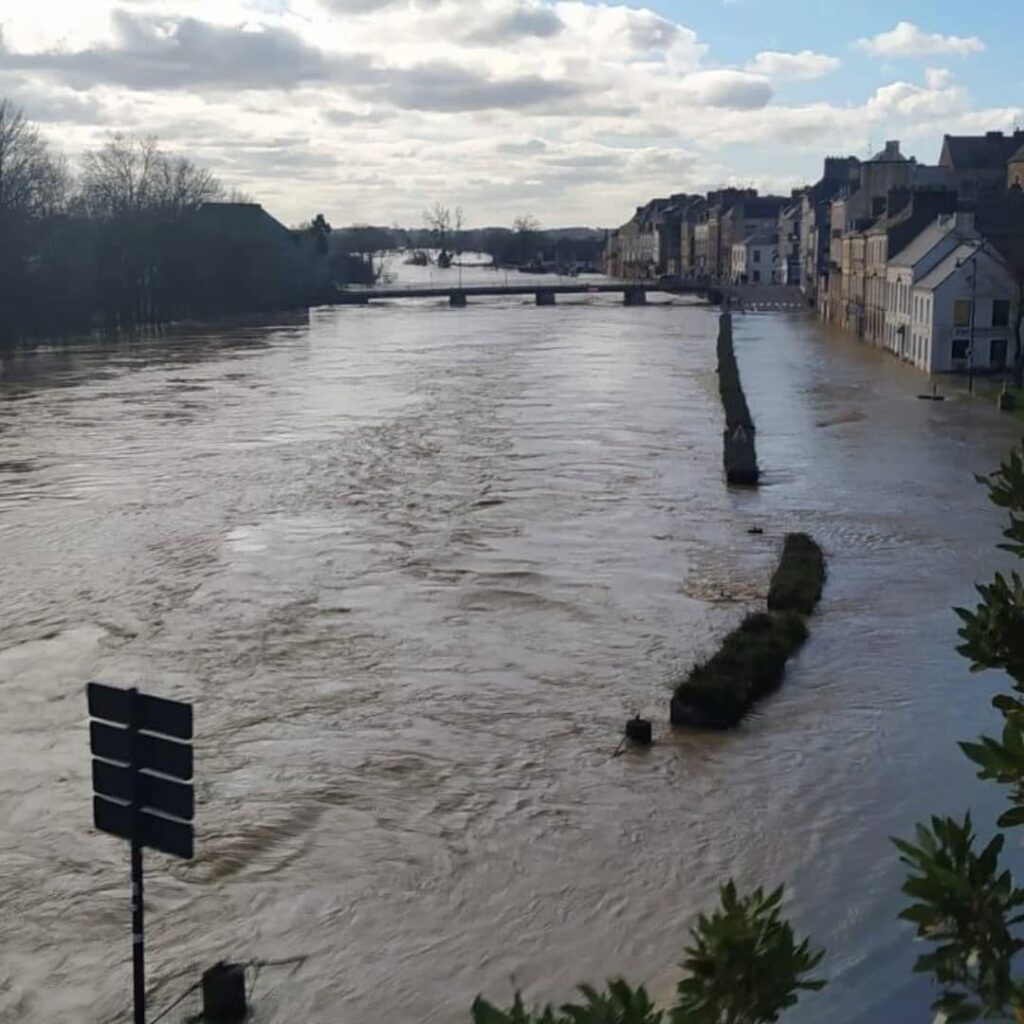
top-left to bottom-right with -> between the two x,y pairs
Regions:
884,140 -> 901,159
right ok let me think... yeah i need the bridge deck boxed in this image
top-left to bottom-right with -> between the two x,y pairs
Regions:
333,282 -> 679,302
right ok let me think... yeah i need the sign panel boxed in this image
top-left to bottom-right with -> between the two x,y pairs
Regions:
87,682 -> 192,741
91,760 -> 194,821
89,721 -> 193,781
93,796 -> 194,860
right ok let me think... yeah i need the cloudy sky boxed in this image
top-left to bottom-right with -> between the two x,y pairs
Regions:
0,0 -> 1020,227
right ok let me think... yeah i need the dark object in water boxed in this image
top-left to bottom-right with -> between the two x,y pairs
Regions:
918,383 -> 945,401
625,716 -> 653,745
202,962 -> 248,1022
747,527 -> 764,535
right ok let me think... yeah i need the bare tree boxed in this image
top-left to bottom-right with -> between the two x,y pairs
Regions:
424,202 -> 453,255
153,154 -> 223,212
81,133 -> 222,218
0,99 -> 68,216
513,214 -> 541,264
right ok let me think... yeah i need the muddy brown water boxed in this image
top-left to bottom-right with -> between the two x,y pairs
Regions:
0,282 -> 1019,1023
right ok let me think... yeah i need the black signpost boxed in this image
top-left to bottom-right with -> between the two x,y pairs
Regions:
87,683 -> 194,1024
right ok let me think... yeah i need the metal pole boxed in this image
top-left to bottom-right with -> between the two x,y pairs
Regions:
128,688 -> 146,1024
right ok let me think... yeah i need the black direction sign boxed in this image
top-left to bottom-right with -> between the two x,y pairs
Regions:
92,760 -> 194,821
87,682 -> 192,740
89,720 -> 193,781
93,796 -> 194,860
86,682 -> 197,1024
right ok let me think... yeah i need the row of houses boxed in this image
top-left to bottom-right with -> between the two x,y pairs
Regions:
605,131 -> 1024,377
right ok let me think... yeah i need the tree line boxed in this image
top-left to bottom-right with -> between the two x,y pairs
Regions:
330,213 -> 604,272
0,100 -> 327,348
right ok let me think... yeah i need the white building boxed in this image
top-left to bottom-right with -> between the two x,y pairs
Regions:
884,213 -> 977,361
730,231 -> 779,284
908,241 -> 1018,374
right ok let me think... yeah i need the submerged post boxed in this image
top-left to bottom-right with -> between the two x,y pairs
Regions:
535,289 -> 556,306
449,290 -> 467,308
623,286 -> 647,306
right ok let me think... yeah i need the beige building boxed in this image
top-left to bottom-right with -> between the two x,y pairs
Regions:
909,241 -> 1018,373
884,213 -> 978,360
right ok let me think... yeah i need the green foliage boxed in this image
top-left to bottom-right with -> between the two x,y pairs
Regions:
673,612 -> 809,727
767,534 -> 826,617
894,814 -> 1024,1020
471,980 -> 664,1024
472,885 -> 824,1024
673,882 -> 825,1024
896,442 -> 1024,1022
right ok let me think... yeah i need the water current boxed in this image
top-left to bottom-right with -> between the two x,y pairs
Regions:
1,263 -> 1020,1023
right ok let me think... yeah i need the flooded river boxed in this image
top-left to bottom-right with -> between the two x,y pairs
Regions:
0,272 -> 1020,1023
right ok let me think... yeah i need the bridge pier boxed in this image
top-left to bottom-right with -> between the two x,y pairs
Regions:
535,289 -> 556,306
623,286 -> 647,306
449,290 -> 467,308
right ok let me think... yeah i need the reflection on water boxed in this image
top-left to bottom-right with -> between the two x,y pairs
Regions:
0,288 -> 1019,1024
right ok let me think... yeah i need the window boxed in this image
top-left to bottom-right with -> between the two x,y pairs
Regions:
753,270 -> 761,283
953,299 -> 973,327
952,338 -> 969,360
993,300 -> 1011,327
992,339 -> 1008,370
753,250 -> 761,263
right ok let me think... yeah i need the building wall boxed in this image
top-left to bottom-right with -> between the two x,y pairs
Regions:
731,243 -> 747,282
913,253 -> 1017,373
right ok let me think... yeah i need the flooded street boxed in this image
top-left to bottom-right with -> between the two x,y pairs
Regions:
0,277 -> 1019,1023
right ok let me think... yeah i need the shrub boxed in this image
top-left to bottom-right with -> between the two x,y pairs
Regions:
471,883 -> 824,1024
672,612 -> 809,728
767,534 -> 826,616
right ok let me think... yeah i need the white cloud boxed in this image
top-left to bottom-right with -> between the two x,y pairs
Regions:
678,70 -> 772,109
1,1 -> 1019,228
924,67 -> 953,89
854,21 -> 985,58
745,50 -> 839,80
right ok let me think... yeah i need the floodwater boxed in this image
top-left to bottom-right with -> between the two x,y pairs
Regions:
0,264 -> 1020,1024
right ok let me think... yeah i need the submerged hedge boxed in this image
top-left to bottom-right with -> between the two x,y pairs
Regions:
671,533 -> 826,729
717,313 -> 759,486
768,533 -> 826,615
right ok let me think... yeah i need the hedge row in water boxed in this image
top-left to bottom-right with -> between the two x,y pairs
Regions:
768,533 -> 826,616
717,313 -> 759,486
671,534 -> 826,729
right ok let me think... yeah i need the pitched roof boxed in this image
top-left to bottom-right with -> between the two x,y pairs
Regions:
1011,142 -> 1024,163
914,243 -> 978,292
888,216 -> 976,268
740,230 -> 778,247
942,131 -> 1024,170
739,196 -> 787,218
915,242 -> 1012,293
